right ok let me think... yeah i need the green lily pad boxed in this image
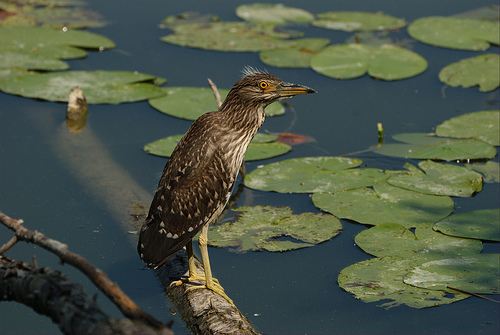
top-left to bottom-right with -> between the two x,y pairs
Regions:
312,183 -> 455,228
386,160 -> 483,197
207,206 -> 342,252
355,223 -> 483,258
312,11 -> 407,32
465,161 -> 500,183
434,209 -> 500,242
160,21 -> 299,52
244,156 -> 365,193
143,133 -> 291,162
148,86 -> 284,120
404,254 -> 500,294
259,38 -> 331,68
408,16 -> 499,51
0,70 -> 166,104
338,256 -> 470,309
375,132 -> 498,161
0,26 -> 115,50
235,3 -> 314,25
436,110 -> 500,146
439,54 -> 500,92
0,49 -> 69,70
310,43 -> 427,80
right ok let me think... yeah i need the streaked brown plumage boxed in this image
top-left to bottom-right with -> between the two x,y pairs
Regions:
138,69 -> 316,304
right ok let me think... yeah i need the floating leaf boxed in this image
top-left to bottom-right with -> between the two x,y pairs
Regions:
408,16 -> 499,51
0,49 -> 69,70
404,254 -> 500,294
439,54 -> 500,92
235,3 -> 314,25
160,21 -> 299,52
0,26 -> 115,50
310,43 -> 427,80
434,209 -> 500,242
148,86 -> 284,120
0,70 -> 166,104
338,256 -> 469,309
143,133 -> 291,161
207,206 -> 342,252
355,223 -> 483,258
312,11 -> 407,32
453,5 -> 500,21
465,161 -> 500,183
244,156 -> 365,193
259,38 -> 330,68
312,183 -> 454,228
375,132 -> 498,161
436,110 -> 500,146
386,160 -> 483,197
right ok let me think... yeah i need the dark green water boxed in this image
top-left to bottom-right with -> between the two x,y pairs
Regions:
1,1 -> 499,334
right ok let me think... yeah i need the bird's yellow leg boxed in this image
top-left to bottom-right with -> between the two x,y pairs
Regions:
169,241 -> 214,286
186,224 -> 234,305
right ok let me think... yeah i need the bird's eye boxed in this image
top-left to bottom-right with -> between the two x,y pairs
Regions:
258,81 -> 269,89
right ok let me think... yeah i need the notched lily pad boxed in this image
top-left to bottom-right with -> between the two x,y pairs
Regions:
465,161 -> 500,183
207,206 -> 342,252
0,70 -> 166,104
436,110 -> 500,146
244,156 -> 365,193
404,254 -> 500,294
148,86 -> 284,120
0,49 -> 69,70
312,183 -> 455,228
160,21 -> 299,52
143,133 -> 291,162
439,54 -> 500,92
338,256 -> 470,309
434,209 -> 500,242
310,43 -> 427,81
355,222 -> 483,258
259,38 -> 331,68
386,160 -> 483,197
408,16 -> 499,51
236,3 -> 314,25
312,11 -> 407,32
375,132 -> 498,161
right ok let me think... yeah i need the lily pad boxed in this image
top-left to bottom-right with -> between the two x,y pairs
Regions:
312,183 -> 455,228
0,70 -> 166,104
355,223 -> 483,258
465,161 -> 500,183
439,54 -> 500,92
338,256 -> 470,309
0,49 -> 69,70
160,21 -> 299,52
235,3 -> 314,25
434,209 -> 500,242
0,26 -> 115,50
436,110 -> 500,146
244,156 -> 365,193
386,160 -> 483,197
143,133 -> 291,162
375,132 -> 498,161
404,254 -> 500,294
310,43 -> 427,80
148,86 -> 284,120
408,16 -> 499,51
207,206 -> 342,252
259,38 -> 331,68
312,11 -> 407,32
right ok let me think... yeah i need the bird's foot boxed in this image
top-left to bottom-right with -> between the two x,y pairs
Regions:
186,278 -> 234,305
169,273 -> 219,287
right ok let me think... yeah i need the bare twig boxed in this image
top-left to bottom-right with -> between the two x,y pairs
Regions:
0,210 -> 169,331
207,78 -> 222,108
0,235 -> 18,254
447,286 -> 500,303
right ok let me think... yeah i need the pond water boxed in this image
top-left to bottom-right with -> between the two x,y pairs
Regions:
0,0 -> 499,334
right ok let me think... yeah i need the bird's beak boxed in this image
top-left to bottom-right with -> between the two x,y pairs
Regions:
271,82 -> 317,98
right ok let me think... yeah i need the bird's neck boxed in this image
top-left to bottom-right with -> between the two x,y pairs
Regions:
219,101 -> 266,134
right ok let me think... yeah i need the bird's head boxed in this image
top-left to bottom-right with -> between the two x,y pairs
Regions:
220,70 -> 317,112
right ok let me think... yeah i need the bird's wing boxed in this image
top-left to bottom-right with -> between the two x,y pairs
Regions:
138,113 -> 237,268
